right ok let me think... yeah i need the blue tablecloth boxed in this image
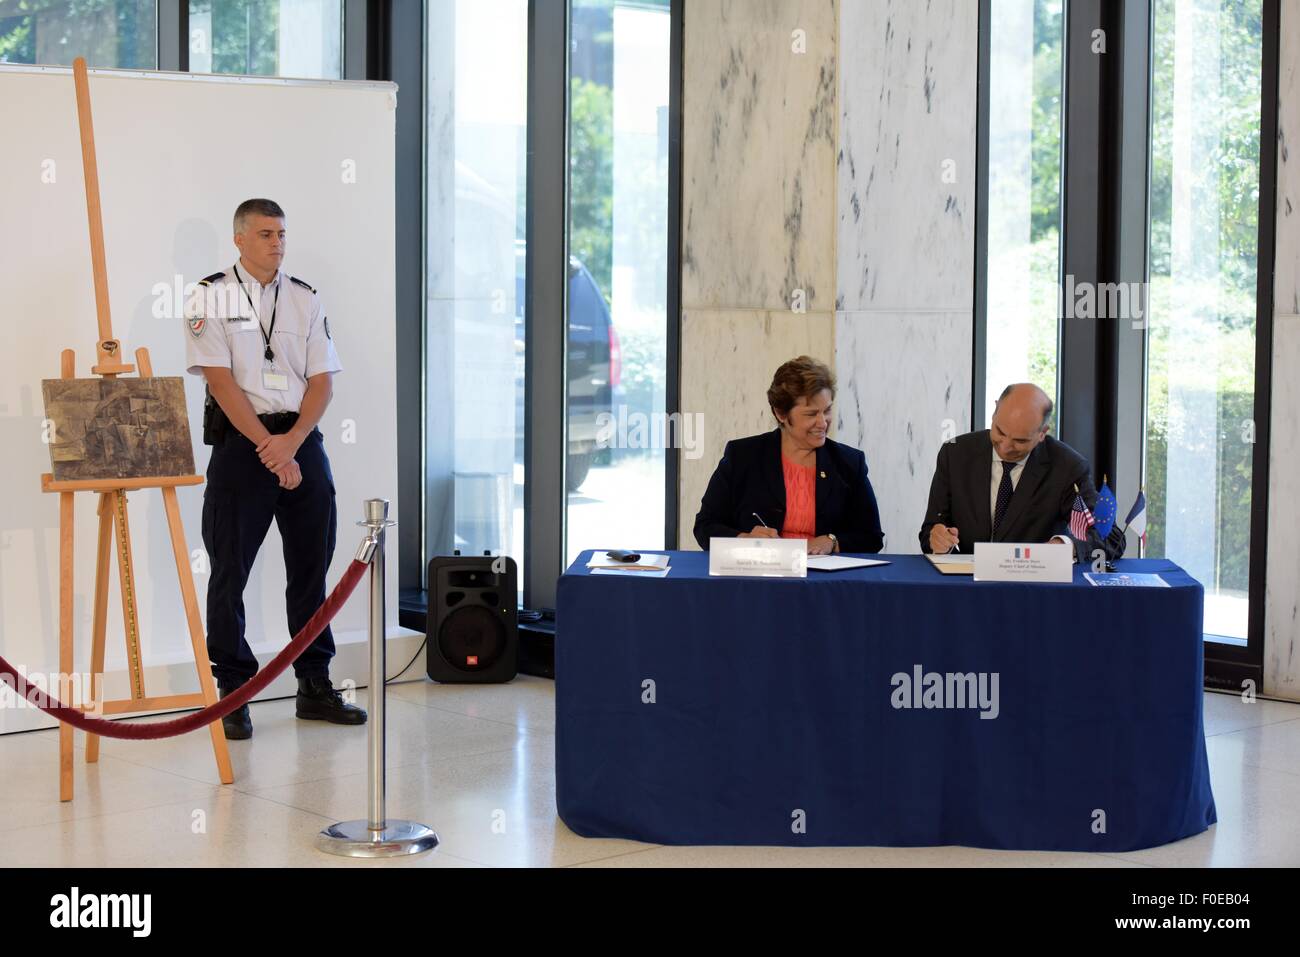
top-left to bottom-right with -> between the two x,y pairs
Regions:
555,551 -> 1216,850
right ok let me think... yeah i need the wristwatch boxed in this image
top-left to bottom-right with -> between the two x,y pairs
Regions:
827,533 -> 839,553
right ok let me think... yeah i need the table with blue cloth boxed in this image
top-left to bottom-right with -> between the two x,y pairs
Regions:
555,550 -> 1216,851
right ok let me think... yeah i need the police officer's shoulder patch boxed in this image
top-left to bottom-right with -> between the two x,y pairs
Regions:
188,316 -> 206,338
290,275 -> 317,294
197,271 -> 226,286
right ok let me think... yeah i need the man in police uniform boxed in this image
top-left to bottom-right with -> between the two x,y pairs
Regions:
185,198 -> 365,740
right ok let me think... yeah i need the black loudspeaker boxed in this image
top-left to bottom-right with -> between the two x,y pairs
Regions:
426,555 -> 518,683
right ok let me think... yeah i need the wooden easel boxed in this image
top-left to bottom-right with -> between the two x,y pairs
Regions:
39,58 -> 232,801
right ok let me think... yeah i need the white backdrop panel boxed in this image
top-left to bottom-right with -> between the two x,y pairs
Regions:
0,65 -> 400,733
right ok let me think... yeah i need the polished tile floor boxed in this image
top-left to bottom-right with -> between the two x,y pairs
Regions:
2,680 -> 1298,867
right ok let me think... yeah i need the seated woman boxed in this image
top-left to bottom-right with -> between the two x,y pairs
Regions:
693,356 -> 885,554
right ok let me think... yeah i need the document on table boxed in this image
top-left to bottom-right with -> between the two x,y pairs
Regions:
590,567 -> 671,578
806,555 -> 890,571
926,553 -> 975,575
586,552 -> 670,571
1083,572 -> 1169,587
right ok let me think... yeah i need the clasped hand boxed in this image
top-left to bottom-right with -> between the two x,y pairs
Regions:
256,432 -> 303,490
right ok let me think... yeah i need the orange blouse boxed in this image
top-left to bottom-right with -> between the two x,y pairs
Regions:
780,455 -> 816,539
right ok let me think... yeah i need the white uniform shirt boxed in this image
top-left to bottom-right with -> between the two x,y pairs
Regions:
184,262 -> 342,414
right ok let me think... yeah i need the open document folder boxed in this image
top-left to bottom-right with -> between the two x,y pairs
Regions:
926,553 -> 975,575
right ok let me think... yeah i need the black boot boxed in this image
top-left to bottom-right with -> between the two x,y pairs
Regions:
296,676 -> 367,725
218,685 -> 253,740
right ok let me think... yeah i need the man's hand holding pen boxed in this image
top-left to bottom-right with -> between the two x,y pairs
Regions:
930,512 -> 960,554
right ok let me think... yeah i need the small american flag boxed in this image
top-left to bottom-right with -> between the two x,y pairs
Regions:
1069,487 -> 1096,540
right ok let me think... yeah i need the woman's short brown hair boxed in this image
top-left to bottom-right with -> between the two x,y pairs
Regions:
767,356 -> 836,419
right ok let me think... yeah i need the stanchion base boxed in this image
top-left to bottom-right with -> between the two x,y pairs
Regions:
316,820 -> 440,858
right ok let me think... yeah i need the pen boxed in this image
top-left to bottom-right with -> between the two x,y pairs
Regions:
753,512 -> 769,528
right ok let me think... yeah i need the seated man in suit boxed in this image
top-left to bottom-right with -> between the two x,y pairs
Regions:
919,383 -> 1125,563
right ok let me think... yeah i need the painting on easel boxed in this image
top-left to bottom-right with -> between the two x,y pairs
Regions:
34,56 -> 233,803
41,377 -> 195,482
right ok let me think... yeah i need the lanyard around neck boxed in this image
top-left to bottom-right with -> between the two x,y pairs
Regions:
232,263 -> 280,363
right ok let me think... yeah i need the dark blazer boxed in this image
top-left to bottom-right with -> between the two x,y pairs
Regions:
693,429 -> 885,552
918,430 -> 1126,562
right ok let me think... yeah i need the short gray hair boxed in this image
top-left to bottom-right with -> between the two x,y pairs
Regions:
233,198 -> 285,234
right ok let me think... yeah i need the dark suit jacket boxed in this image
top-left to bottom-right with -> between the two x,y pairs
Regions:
918,430 -> 1126,562
693,429 -> 885,553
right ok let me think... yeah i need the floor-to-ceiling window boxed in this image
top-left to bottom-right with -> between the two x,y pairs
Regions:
1144,0 -> 1264,645
420,0 -> 677,606
565,0 -> 671,564
981,0 -> 1065,419
424,0 -> 529,599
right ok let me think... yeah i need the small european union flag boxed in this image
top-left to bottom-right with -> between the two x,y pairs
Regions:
1094,477 -> 1118,538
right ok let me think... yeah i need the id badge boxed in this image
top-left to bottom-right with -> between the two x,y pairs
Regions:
263,369 -> 290,391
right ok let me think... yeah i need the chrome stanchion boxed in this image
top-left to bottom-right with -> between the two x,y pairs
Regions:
317,498 -> 439,858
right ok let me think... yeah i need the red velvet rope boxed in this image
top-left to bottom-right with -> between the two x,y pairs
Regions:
0,558 -> 369,740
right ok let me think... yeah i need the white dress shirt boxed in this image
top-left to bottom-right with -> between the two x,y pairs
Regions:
990,443 -> 1074,551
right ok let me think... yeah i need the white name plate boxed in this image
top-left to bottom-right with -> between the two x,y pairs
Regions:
973,542 -> 1073,583
709,537 -> 807,577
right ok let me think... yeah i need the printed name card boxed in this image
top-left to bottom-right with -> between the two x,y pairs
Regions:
708,537 -> 808,578
973,542 -> 1073,583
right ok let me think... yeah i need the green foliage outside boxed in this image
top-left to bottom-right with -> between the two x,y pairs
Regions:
196,0 -> 281,76
569,19 -> 671,455
1023,0 -> 1065,406
0,1 -> 293,74
1015,0 -> 1261,593
1143,0 -> 1261,593
569,76 -> 614,302
0,0 -> 154,68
